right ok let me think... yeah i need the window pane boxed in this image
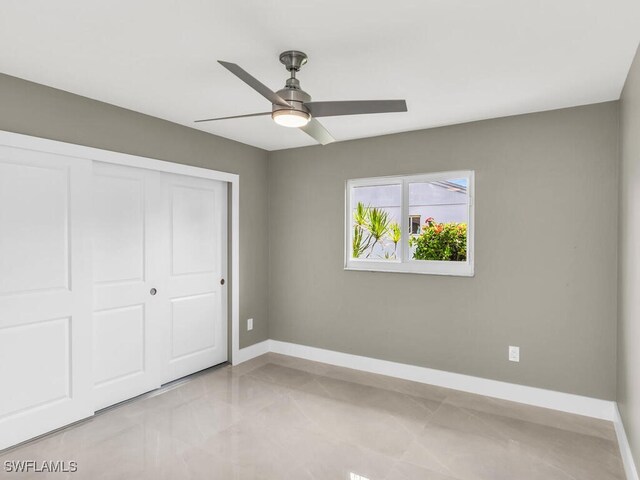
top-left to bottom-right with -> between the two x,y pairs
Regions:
408,178 -> 468,262
351,184 -> 401,260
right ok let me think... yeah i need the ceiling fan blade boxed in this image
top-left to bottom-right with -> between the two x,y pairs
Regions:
195,112 -> 271,123
304,100 -> 407,118
300,118 -> 335,145
218,61 -> 291,108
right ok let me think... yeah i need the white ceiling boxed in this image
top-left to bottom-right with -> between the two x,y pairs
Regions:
0,1 -> 639,151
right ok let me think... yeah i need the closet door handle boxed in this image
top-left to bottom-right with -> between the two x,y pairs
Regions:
220,279 -> 225,285
150,288 -> 157,296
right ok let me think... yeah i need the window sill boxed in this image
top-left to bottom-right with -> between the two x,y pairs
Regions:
344,261 -> 474,277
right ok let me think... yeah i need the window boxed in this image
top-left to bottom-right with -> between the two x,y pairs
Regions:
345,171 -> 474,276
409,215 -> 421,235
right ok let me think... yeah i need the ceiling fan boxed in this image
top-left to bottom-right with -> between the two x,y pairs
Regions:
195,50 -> 408,145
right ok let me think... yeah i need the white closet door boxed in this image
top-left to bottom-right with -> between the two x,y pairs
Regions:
92,163 -> 163,410
0,146 -> 93,450
159,172 -> 228,383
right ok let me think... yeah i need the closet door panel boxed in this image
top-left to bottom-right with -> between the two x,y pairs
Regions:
92,163 -> 162,410
0,146 -> 92,450
161,173 -> 227,383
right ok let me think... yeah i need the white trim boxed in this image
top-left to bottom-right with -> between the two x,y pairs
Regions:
0,130 -> 242,366
0,131 -> 237,183
268,340 -> 615,421
615,405 -> 640,480
235,340 -> 270,364
230,179 -> 241,365
345,170 -> 475,277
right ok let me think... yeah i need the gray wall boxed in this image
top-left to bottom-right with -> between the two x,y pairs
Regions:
268,102 -> 619,400
0,73 -> 269,350
618,43 -> 640,467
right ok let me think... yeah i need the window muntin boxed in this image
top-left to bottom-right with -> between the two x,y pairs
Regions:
346,171 -> 474,276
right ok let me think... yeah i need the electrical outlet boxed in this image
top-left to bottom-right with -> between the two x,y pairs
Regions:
247,318 -> 253,331
509,346 -> 520,362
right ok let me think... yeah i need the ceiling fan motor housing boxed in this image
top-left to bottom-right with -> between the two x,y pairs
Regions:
273,85 -> 311,116
273,50 -> 311,117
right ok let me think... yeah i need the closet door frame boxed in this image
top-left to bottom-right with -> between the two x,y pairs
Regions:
0,130 -> 242,372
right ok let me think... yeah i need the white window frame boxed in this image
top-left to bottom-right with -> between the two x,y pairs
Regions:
345,170 -> 475,276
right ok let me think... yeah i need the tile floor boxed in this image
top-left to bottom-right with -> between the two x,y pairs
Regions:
0,353 -> 625,479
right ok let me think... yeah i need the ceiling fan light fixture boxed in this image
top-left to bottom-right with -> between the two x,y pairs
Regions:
272,109 -> 310,128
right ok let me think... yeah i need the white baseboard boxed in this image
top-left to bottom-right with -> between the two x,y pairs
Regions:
615,405 -> 640,480
234,340 -> 270,364
267,339 -> 616,421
